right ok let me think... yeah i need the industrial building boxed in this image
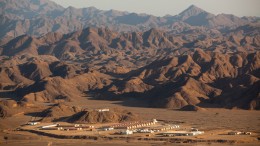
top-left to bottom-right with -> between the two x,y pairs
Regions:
27,122 -> 40,126
120,130 -> 133,135
228,131 -> 252,135
40,123 -> 94,131
162,128 -> 204,137
111,119 -> 158,130
96,108 -> 110,112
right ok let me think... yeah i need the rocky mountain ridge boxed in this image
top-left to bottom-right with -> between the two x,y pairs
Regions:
0,0 -> 259,43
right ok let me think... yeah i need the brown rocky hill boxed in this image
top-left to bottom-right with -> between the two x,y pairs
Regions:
0,64 -> 34,90
0,100 -> 22,119
39,103 -> 81,122
1,27 -> 259,72
18,60 -> 52,81
68,108 -> 140,124
0,6 -> 259,111
0,55 -> 59,90
151,77 -> 222,109
98,50 -> 260,110
211,75 -> 260,110
17,70 -> 112,103
0,43 -> 259,110
0,27 -> 259,110
180,105 -> 207,112
1,35 -> 41,56
24,103 -> 140,123
49,61 -> 86,78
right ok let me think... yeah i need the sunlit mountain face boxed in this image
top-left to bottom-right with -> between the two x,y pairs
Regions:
0,1 -> 259,146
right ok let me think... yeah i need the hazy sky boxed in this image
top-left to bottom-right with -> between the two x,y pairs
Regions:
51,0 -> 260,17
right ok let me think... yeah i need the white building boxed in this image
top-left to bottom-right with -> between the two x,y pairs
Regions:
41,124 -> 58,129
96,109 -> 110,112
104,127 -> 114,131
228,131 -> 242,135
153,119 -> 158,123
121,130 -> 133,135
27,122 -> 40,126
162,130 -> 204,137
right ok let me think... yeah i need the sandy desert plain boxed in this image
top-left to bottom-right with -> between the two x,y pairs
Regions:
0,96 -> 259,146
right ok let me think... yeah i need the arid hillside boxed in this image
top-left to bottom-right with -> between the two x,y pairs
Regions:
97,50 -> 260,110
0,0 -> 259,44
0,2 -> 260,146
1,26 -> 259,71
0,44 -> 259,111
0,22 -> 259,111
0,1 -> 259,119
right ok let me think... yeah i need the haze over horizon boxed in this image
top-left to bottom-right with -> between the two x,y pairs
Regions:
51,0 -> 260,17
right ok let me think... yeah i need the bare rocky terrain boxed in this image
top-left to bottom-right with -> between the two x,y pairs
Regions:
0,0 -> 259,119
0,0 -> 259,44
0,0 -> 259,145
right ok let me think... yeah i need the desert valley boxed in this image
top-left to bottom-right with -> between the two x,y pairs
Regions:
0,0 -> 259,145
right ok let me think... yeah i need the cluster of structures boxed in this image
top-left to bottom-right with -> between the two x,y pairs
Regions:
162,128 -> 204,137
108,119 -> 158,130
25,119 -> 205,137
24,108 -> 254,140
39,123 -> 95,131
228,131 -> 252,135
102,119 -> 183,135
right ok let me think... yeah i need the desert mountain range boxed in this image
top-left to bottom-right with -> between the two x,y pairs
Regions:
0,0 -> 259,117
0,0 -> 259,43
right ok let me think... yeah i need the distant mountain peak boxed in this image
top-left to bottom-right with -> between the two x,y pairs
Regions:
188,4 -> 202,9
179,5 -> 209,20
0,0 -> 257,42
186,5 -> 204,12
